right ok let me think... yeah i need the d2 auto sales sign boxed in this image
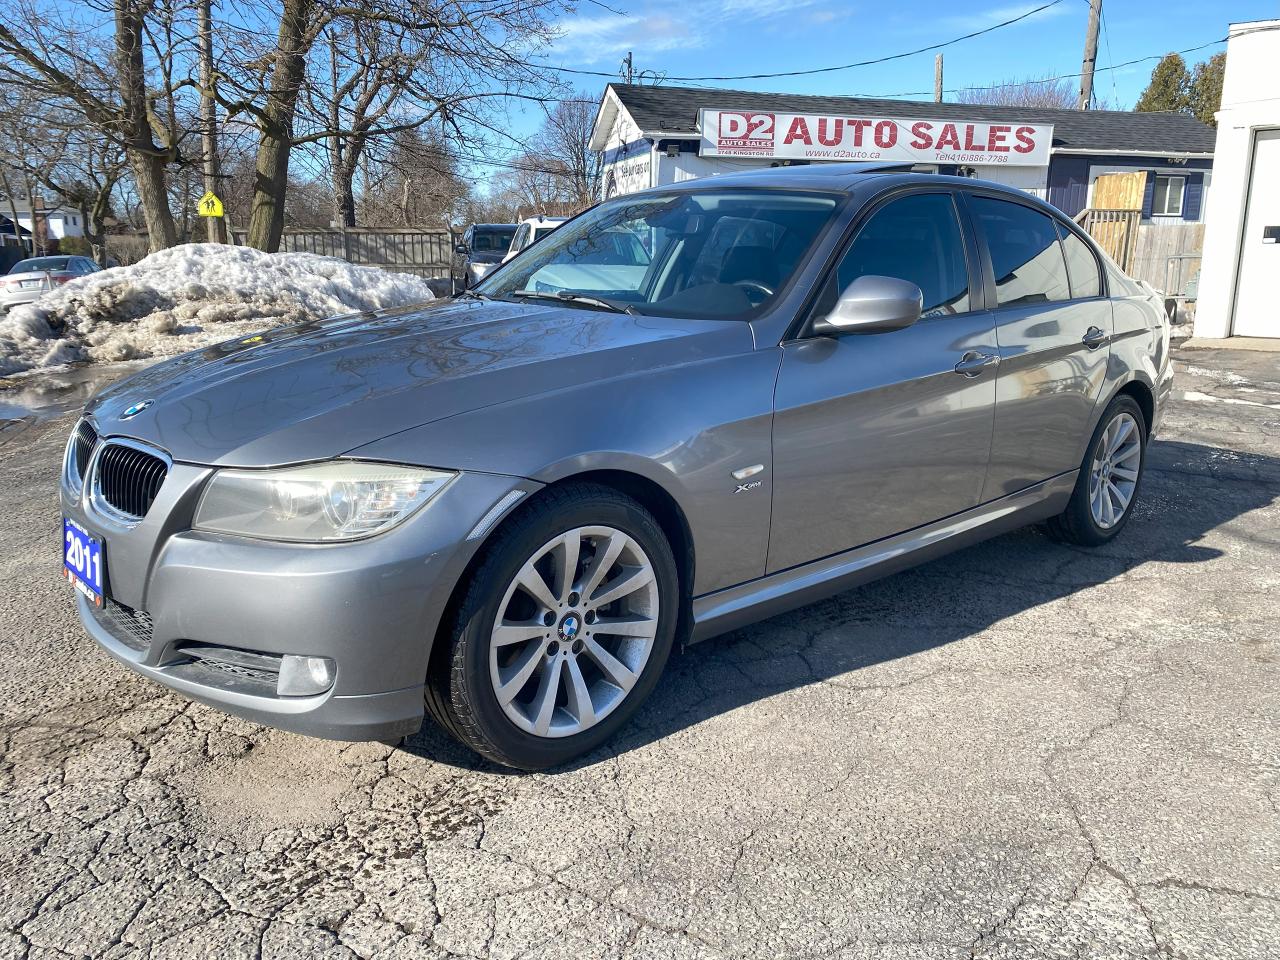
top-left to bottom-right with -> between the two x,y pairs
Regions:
698,108 -> 1053,167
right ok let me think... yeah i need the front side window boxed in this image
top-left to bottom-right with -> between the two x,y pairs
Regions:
479,189 -> 841,320
816,193 -> 971,319
1057,226 -> 1102,299
971,197 -> 1070,307
1152,175 -> 1185,217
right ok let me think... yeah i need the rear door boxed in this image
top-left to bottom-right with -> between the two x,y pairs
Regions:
964,193 -> 1111,500
768,190 -> 999,573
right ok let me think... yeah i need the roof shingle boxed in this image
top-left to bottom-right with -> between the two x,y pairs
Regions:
607,84 -> 1216,155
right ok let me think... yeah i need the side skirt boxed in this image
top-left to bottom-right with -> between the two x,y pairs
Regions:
689,471 -> 1077,643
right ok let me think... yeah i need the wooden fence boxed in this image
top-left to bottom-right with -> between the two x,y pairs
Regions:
1076,208 -> 1142,273
1131,222 -> 1204,296
231,227 -> 455,278
1073,210 -> 1205,296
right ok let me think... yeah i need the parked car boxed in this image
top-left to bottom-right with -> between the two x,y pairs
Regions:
0,255 -> 101,312
521,225 -> 651,295
503,215 -> 569,262
62,165 -> 1171,770
450,223 -> 517,291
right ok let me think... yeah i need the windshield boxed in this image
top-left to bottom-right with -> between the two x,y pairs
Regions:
12,257 -> 70,273
478,189 -> 841,319
472,228 -> 516,253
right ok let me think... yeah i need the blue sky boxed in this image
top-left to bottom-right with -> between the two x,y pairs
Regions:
537,0 -> 1276,106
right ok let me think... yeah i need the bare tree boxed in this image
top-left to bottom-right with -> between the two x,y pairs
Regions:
527,94 -> 602,208
358,128 -> 469,227
0,87 -> 130,262
956,75 -> 1080,110
210,0 -> 566,250
0,0 -> 195,251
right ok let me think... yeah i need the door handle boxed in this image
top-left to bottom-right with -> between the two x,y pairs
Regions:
954,351 -> 1000,377
1082,326 -> 1109,349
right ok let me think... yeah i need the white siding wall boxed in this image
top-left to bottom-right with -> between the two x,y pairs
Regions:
1194,19 -> 1280,338
16,212 -> 82,239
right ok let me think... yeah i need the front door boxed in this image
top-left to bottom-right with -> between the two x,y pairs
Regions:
1233,129 -> 1280,338
768,191 -> 999,574
964,194 -> 1112,501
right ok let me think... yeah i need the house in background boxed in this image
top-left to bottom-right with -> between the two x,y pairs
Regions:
589,84 -> 1216,292
590,84 -> 1216,222
1,199 -> 86,242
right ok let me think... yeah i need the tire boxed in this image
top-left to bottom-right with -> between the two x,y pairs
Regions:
425,483 -> 679,770
1043,394 -> 1147,546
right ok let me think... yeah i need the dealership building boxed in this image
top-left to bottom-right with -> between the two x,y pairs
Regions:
589,84 -> 1217,223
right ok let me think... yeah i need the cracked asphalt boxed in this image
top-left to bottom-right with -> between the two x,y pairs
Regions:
1,344 -> 1277,959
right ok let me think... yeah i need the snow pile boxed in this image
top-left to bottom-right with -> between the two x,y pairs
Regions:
0,243 -> 435,378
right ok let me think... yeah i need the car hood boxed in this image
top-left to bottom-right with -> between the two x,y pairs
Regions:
86,298 -> 751,467
468,251 -> 505,265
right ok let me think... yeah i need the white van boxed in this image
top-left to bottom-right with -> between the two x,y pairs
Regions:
503,216 -> 569,262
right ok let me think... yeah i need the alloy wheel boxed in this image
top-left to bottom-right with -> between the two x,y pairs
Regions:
1088,411 -> 1141,529
488,526 -> 659,738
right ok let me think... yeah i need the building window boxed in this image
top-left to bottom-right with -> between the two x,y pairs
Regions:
1152,175 -> 1185,217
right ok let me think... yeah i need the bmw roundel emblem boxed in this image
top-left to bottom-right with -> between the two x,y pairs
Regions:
120,399 -> 155,420
559,614 -> 581,641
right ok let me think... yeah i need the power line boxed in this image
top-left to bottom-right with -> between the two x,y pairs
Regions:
850,35 -> 1232,101
536,0 -> 1068,82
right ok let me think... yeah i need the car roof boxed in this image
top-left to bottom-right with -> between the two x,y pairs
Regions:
624,162 -> 1073,219
521,216 -> 568,226
471,223 -> 518,230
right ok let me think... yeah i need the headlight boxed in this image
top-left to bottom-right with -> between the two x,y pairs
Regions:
468,262 -> 489,278
193,461 -> 455,542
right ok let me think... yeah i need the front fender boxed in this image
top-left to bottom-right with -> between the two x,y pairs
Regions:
350,348 -> 782,595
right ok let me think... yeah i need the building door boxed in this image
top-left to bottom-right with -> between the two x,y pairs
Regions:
1232,129 -> 1280,338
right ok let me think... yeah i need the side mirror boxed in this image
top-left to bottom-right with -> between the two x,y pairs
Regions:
814,275 -> 923,335
454,243 -> 468,255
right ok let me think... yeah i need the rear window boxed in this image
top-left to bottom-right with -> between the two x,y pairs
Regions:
472,228 -> 516,253
11,257 -> 70,273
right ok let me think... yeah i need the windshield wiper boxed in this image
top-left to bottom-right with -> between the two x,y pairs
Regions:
456,289 -> 492,301
508,289 -> 639,315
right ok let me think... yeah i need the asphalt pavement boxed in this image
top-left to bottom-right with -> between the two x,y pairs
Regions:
0,345 -> 1277,959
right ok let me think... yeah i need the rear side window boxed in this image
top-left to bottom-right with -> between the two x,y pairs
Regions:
1057,226 -> 1102,299
820,193 -> 971,318
971,197 -> 1070,307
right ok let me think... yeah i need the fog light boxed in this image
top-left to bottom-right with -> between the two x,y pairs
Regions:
276,655 -> 336,696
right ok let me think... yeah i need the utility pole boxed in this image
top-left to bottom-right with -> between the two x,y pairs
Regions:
198,0 -> 226,243
934,54 -> 944,103
622,52 -> 634,85
1076,0 -> 1101,110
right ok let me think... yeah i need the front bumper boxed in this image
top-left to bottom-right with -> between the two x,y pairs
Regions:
63,456 -> 539,741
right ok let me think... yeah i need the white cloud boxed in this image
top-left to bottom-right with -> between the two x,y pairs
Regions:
552,0 -> 828,65
934,1 -> 1071,33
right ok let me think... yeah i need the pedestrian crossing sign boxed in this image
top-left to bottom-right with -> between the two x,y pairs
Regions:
197,191 -> 224,218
